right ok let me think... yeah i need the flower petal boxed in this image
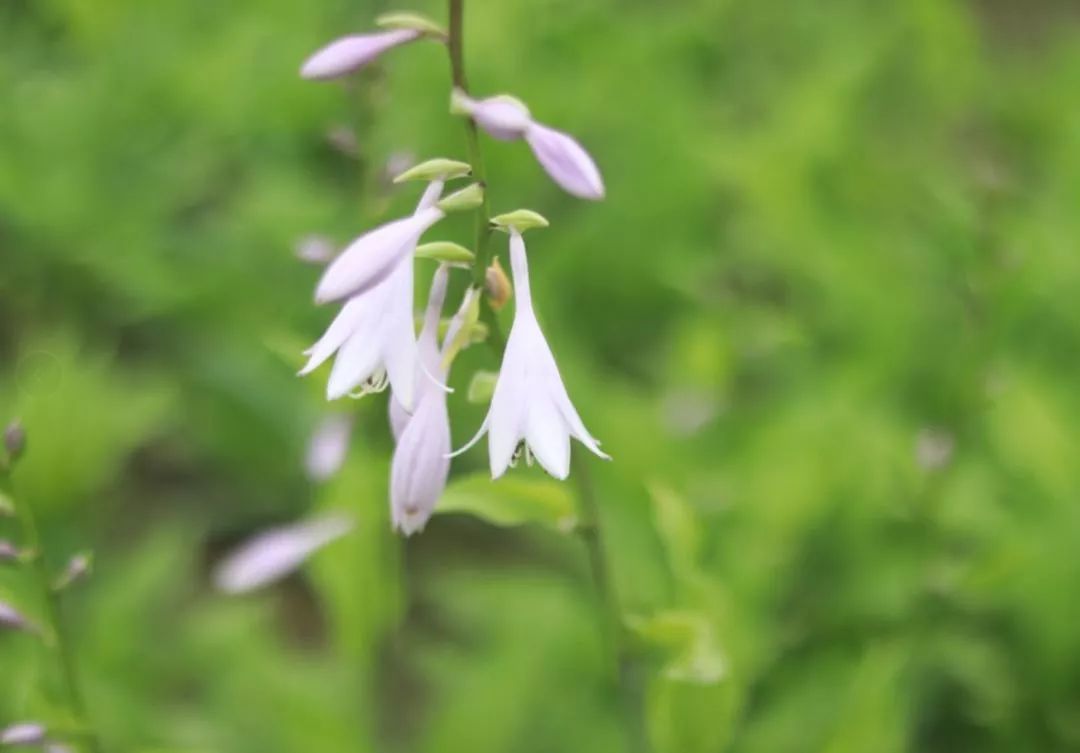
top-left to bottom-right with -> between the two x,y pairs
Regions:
327,326 -> 383,399
213,514 -> 353,594
390,392 -> 451,535
300,29 -> 420,80
381,261 -> 419,410
315,207 -> 442,304
299,296 -> 368,375
524,122 -> 605,200
487,334 -> 529,479
525,399 -> 571,480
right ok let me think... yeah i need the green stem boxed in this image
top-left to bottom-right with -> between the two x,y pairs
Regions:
573,457 -> 652,753
1,466 -> 102,753
444,4 -> 648,749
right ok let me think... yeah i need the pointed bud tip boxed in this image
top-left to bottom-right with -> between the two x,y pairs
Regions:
415,241 -> 475,264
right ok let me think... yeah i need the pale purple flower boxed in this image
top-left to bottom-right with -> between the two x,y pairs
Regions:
453,231 -> 609,479
389,266 -> 453,535
0,723 -> 46,747
213,513 -> 353,594
301,29 -> 421,80
302,181 -> 445,408
0,539 -> 19,562
452,89 -> 605,200
314,202 -> 444,304
304,414 -> 353,482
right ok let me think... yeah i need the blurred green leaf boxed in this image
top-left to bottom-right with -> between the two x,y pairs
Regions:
437,473 -> 578,531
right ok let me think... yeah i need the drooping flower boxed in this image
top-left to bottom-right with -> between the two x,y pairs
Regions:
453,227 -> 609,479
213,513 -> 353,594
301,180 -> 445,409
301,28 -> 421,81
452,89 -> 605,200
388,265 -> 453,535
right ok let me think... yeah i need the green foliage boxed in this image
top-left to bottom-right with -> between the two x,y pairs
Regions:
2,0 -> 1080,751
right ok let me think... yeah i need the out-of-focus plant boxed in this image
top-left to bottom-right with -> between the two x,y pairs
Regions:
0,421 -> 101,753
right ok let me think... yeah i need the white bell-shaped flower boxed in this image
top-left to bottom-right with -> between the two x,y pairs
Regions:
453,231 -> 609,479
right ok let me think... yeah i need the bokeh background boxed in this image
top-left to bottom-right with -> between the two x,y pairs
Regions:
3,0 -> 1080,751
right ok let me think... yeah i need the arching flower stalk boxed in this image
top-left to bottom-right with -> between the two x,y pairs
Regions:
453,218 -> 609,479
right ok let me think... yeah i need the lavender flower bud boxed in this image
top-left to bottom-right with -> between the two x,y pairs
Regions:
301,29 -> 421,80
0,723 -> 46,747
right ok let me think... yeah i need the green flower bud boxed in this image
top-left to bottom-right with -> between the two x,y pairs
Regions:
415,242 -> 475,264
374,11 -> 446,37
490,209 -> 549,233
436,183 -> 485,213
393,158 -> 472,184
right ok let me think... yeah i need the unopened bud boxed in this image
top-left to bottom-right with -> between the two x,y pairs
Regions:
53,551 -> 93,591
4,421 -> 26,461
415,241 -> 475,265
374,11 -> 446,37
436,183 -> 484,213
394,158 -> 472,184
0,723 -> 47,747
484,257 -> 513,310
490,209 -> 549,233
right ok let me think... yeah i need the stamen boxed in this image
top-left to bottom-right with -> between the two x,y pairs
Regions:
509,442 -> 526,468
348,370 -> 389,399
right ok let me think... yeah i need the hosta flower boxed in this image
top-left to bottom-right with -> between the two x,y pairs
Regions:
454,229 -> 609,479
452,89 -> 605,200
389,266 -> 453,535
304,414 -> 353,482
301,28 -> 421,80
213,513 -> 353,594
302,181 -> 445,408
0,723 -> 46,747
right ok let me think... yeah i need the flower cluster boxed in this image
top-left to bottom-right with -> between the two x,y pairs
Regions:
298,11 -> 609,536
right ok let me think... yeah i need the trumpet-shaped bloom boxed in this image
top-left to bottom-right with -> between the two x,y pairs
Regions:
301,29 -> 420,80
453,90 -> 605,200
302,181 -> 445,409
213,514 -> 353,594
389,266 -> 452,535
453,232 -> 609,479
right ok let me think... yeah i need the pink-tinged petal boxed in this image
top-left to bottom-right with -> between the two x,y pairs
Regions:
524,122 -> 605,200
390,391 -> 451,535
525,398 -> 571,479
457,91 -> 532,140
301,29 -> 420,80
299,296 -> 368,375
315,207 -> 443,304
213,514 -> 353,594
305,414 -> 353,482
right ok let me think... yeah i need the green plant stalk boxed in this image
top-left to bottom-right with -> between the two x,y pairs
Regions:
446,0 -> 505,353
444,4 -> 649,750
0,466 -> 102,753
